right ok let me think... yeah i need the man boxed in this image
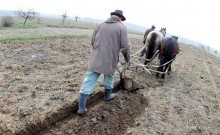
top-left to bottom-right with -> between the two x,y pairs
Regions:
171,35 -> 178,40
139,25 -> 156,57
77,10 -> 131,114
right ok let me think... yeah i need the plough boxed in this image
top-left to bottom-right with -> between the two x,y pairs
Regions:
116,46 -> 175,90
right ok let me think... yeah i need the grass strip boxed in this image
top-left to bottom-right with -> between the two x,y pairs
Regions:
0,34 -> 89,42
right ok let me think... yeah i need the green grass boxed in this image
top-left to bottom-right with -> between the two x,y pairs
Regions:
46,21 -> 97,30
128,29 -> 144,35
1,20 -> 96,30
0,34 -> 89,42
11,23 -> 42,29
0,23 -> 43,30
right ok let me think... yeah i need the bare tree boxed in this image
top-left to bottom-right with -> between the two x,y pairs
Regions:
62,12 -> 67,25
32,11 -> 39,20
75,16 -> 80,22
16,9 -> 35,26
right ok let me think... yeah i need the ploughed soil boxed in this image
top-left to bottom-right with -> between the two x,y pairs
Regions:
0,28 -> 220,135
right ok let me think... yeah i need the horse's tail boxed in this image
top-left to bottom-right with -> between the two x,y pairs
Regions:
147,32 -> 157,59
165,38 -> 174,57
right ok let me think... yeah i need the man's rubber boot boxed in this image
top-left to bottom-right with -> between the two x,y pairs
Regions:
77,93 -> 88,115
104,89 -> 116,101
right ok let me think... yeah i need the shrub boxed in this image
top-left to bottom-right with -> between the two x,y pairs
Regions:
1,16 -> 14,27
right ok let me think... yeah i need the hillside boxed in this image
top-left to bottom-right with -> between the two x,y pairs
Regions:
0,26 -> 220,134
0,9 -> 213,51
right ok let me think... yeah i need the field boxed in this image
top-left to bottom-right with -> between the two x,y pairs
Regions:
0,19 -> 220,135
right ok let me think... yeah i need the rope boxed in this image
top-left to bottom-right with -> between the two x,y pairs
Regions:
148,57 -> 175,68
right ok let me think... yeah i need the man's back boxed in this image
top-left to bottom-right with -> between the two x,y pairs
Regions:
93,21 -> 125,51
89,15 -> 130,75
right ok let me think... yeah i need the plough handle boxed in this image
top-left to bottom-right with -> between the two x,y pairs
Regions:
116,62 -> 130,80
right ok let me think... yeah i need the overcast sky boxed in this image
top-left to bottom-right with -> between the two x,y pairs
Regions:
0,0 -> 219,51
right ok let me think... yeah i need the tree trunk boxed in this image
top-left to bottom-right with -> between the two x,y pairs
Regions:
23,17 -> 28,26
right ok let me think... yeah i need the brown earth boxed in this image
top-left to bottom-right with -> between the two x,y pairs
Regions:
0,28 -> 220,135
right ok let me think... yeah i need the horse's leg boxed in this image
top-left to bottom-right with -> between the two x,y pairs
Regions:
168,61 -> 172,74
162,55 -> 172,79
144,41 -> 150,65
140,47 -> 146,57
156,56 -> 164,78
161,56 -> 167,79
144,50 -> 148,65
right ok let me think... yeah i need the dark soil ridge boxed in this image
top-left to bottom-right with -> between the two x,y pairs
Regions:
38,86 -> 148,135
3,82 -> 141,135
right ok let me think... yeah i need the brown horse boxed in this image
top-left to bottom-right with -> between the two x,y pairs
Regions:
144,28 -> 166,65
156,36 -> 179,78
